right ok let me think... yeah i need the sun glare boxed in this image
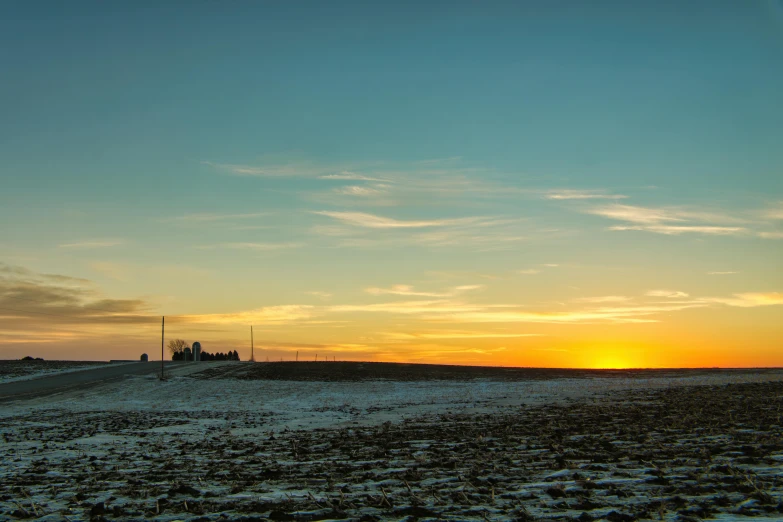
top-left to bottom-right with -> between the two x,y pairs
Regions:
588,356 -> 633,370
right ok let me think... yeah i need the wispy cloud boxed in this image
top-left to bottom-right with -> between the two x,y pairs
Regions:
203,161 -> 338,177
326,297 -> 705,325
312,212 -> 531,251
544,190 -> 627,200
609,225 -> 746,235
706,292 -> 783,308
428,303 -> 704,324
585,203 -> 753,236
169,212 -> 268,223
181,305 -> 315,325
588,204 -> 680,224
197,242 -> 302,251
314,211 -> 488,229
59,240 -> 124,249
646,290 -> 689,298
589,204 -> 748,225
319,171 -> 389,182
574,295 -> 632,303
334,185 -> 388,197
365,286 -> 445,297
302,158 -> 535,207
364,284 -> 483,298
707,271 -> 738,275
304,291 -> 332,300
763,202 -> 783,220
1,264 -> 92,287
517,263 -> 562,275
382,331 -> 542,340
329,300 -> 512,315
426,270 -> 500,281
411,227 -> 527,249
309,225 -> 357,237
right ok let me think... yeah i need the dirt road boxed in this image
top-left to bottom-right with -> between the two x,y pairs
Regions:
0,362 -> 182,403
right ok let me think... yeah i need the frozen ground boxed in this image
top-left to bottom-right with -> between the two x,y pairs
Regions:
1,363 -> 782,521
0,360 -> 131,385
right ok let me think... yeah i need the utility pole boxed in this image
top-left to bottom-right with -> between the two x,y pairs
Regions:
160,316 -> 165,379
250,325 -> 254,362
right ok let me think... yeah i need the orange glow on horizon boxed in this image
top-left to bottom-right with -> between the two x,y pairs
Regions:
586,357 -> 635,370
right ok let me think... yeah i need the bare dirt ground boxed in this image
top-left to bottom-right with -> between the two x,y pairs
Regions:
205,361 -> 783,383
1,363 -> 782,521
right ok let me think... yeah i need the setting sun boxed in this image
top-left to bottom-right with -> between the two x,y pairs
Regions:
588,356 -> 635,370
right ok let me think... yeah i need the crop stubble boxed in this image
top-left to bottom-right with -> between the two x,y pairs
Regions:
1,367 -> 782,521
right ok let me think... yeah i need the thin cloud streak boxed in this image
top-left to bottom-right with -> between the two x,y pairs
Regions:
203,161 -> 339,178
382,331 -> 543,340
582,203 -> 769,237
181,305 -> 315,325
334,185 -> 387,197
320,172 -> 390,182
59,240 -> 124,249
589,204 -> 687,224
589,204 -> 749,225
169,212 -> 268,222
574,296 -> 631,303
304,291 -> 332,300
365,284 -> 483,298
314,211 -> 490,229
706,292 -> 783,307
429,303 -> 705,324
609,225 -> 746,235
329,300 -> 515,315
544,190 -> 627,200
763,203 -> 783,220
646,290 -> 689,298
197,242 -> 302,251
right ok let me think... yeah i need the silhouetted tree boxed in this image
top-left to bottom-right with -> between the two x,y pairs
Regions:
167,339 -> 189,360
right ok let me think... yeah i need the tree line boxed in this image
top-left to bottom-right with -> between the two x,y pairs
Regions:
167,339 -> 240,361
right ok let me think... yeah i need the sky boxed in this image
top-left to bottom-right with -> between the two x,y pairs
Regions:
1,1 -> 782,368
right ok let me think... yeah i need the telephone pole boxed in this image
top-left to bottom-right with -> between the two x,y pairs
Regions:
160,316 -> 165,379
250,325 -> 255,362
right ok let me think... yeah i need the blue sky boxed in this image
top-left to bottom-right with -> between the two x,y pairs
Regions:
1,1 -> 782,365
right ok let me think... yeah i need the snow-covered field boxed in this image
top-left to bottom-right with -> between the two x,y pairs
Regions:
1,363 -> 782,521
